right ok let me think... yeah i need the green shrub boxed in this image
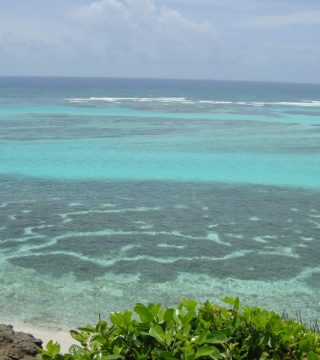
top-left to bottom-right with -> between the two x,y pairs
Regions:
38,298 -> 320,359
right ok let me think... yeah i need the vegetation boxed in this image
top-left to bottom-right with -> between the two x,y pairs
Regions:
38,298 -> 320,359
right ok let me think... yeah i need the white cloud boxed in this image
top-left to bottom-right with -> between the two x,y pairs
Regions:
1,0 -> 319,81
0,17 -> 64,62
70,0 -> 219,65
0,0 -> 221,77
242,10 -> 320,28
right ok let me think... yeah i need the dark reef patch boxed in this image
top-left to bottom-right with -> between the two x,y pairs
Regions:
9,254 -> 105,280
1,177 -> 319,284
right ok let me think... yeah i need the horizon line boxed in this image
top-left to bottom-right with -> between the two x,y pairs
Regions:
0,75 -> 319,87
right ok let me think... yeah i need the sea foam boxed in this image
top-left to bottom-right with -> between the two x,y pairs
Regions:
66,97 -> 320,108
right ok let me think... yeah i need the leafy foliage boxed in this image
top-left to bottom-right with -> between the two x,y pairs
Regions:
38,298 -> 320,359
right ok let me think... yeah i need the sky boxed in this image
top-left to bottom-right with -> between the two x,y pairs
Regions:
0,0 -> 320,83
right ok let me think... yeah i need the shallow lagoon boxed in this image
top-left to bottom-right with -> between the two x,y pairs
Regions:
0,78 -> 319,329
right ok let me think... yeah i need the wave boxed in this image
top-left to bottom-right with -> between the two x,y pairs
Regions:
66,97 -> 234,105
67,96 -> 192,104
235,101 -> 320,107
66,97 -> 320,108
270,101 -> 320,107
198,100 -> 232,104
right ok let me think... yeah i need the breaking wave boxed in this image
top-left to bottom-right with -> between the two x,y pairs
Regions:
66,97 -> 320,108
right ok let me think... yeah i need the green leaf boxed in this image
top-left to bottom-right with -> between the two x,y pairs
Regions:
292,324 -> 305,335
183,324 -> 192,337
164,308 -> 175,322
70,330 -> 89,345
111,312 -> 123,327
152,349 -> 176,360
307,352 -> 320,360
222,297 -> 238,307
45,340 -> 61,356
123,310 -> 132,326
91,335 -> 106,347
148,303 -> 162,318
181,299 -> 198,312
182,310 -> 195,326
195,346 -> 220,359
69,344 -> 85,356
134,303 -> 154,323
96,317 -> 108,333
149,324 -> 165,344
205,331 -> 228,344
165,332 -> 173,347
77,326 -> 96,333
233,297 -> 240,311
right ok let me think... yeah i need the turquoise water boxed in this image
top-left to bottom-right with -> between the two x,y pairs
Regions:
0,77 -> 319,329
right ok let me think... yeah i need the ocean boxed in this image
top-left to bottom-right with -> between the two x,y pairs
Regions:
0,77 -> 319,329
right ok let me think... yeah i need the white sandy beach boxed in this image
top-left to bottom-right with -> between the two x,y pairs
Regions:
14,324 -> 74,353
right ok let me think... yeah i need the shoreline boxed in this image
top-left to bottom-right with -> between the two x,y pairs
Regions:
11,323 -> 74,353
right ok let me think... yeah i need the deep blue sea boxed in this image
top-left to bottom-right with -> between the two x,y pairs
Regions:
0,77 -> 319,330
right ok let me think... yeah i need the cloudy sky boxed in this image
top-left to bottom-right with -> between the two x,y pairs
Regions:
0,0 -> 320,83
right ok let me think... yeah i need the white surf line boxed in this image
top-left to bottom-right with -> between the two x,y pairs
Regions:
225,233 -> 244,239
257,247 -> 299,258
58,206 -> 162,222
69,202 -> 83,207
253,236 -> 269,243
10,249 -> 254,267
249,216 -> 260,221
24,224 -> 55,234
1,235 -> 43,247
12,227 -> 231,256
0,225 -> 53,250
269,101 -> 320,107
300,236 -> 314,241
120,244 -> 141,252
206,232 -> 231,246
208,221 -> 236,229
66,97 -> 320,107
157,243 -> 185,249
0,199 -> 36,206
66,96 -> 189,103
308,219 -> 320,228
100,203 -> 117,208
222,250 -> 252,259
310,209 -> 319,213
252,235 -> 280,244
293,266 -> 320,282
